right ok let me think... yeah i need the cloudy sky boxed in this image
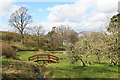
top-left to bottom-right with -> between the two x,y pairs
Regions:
0,0 -> 119,33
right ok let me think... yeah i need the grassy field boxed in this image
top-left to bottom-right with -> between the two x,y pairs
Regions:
15,51 -> 119,78
2,51 -> 120,78
45,61 -> 119,78
17,51 -> 37,61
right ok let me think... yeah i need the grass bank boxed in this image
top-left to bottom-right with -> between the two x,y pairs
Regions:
45,61 -> 119,78
2,58 -> 39,79
17,51 -> 120,78
2,51 -> 119,79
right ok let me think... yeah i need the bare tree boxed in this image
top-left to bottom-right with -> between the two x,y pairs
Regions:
65,30 -> 78,44
51,32 -> 63,45
47,28 -> 63,46
9,7 -> 32,43
47,25 -> 78,46
32,24 -> 45,37
57,25 -> 78,45
31,24 -> 45,49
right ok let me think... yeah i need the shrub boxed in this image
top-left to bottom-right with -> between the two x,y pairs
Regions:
1,31 -> 21,43
2,61 -> 39,79
2,42 -> 19,59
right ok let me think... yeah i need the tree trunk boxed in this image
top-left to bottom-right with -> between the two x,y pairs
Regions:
85,55 -> 88,63
37,38 -> 40,49
111,59 -> 116,66
108,56 -> 117,66
95,52 -> 101,64
97,56 -> 101,64
80,59 -> 86,67
21,33 -> 25,44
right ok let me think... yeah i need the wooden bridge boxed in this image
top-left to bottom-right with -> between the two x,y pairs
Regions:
28,54 -> 59,63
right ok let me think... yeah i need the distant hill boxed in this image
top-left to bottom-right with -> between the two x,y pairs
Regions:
78,31 -> 93,37
78,31 -> 91,34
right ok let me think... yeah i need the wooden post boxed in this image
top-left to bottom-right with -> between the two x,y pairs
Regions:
48,55 -> 50,63
37,56 -> 39,60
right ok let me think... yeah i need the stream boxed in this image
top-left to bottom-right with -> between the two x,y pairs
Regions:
35,71 -> 44,80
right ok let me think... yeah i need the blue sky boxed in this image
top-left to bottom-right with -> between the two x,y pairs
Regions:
0,2 -> 74,23
14,2 -> 74,22
0,0 -> 119,32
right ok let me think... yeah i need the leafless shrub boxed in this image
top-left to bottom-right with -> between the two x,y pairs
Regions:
2,42 -> 19,59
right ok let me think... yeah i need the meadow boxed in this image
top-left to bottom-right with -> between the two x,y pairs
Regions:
15,51 -> 120,78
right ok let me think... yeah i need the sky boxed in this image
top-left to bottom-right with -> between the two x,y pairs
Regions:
0,0 -> 119,33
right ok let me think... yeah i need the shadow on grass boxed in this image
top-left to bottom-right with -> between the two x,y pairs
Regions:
45,63 -> 119,78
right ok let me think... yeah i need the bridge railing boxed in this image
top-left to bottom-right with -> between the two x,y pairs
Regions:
49,54 -> 59,63
28,54 -> 59,63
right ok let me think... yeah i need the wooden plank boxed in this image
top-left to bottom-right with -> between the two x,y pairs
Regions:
34,59 -> 50,62
50,60 -> 58,63
28,54 -> 49,58
50,57 -> 57,60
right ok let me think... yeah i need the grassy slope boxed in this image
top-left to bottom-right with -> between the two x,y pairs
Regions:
18,51 -> 120,78
2,51 -> 119,78
2,51 -> 40,79
17,51 -> 37,61
43,54 -> 119,78
2,58 -> 39,79
45,61 -> 119,78
17,51 -> 120,78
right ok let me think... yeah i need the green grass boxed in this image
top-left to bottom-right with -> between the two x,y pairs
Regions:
17,51 -> 37,61
1,58 -> 19,64
11,51 -> 120,78
52,54 -> 68,58
16,51 -> 119,78
2,58 -> 40,79
41,53 -> 119,78
44,60 -> 119,78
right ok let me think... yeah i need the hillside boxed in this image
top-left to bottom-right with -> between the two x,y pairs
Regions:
1,31 -> 63,51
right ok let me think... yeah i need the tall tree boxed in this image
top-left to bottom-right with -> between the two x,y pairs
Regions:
47,25 -> 78,45
57,25 -> 78,45
47,29 -> 63,46
57,25 -> 70,45
9,7 -> 32,43
65,30 -> 78,44
31,24 -> 45,49
32,24 -> 44,37
106,13 -> 120,65
107,13 -> 120,34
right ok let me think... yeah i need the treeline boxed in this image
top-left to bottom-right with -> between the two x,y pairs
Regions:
67,13 -> 120,66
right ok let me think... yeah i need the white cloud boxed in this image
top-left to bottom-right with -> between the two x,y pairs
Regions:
0,0 -> 29,31
0,24 -> 10,31
38,21 -> 76,33
0,0 -> 119,32
0,0 -> 28,18
0,0 -> 17,18
96,0 -> 118,13
38,8 -> 42,12
0,0 -> 15,31
47,0 -> 119,32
